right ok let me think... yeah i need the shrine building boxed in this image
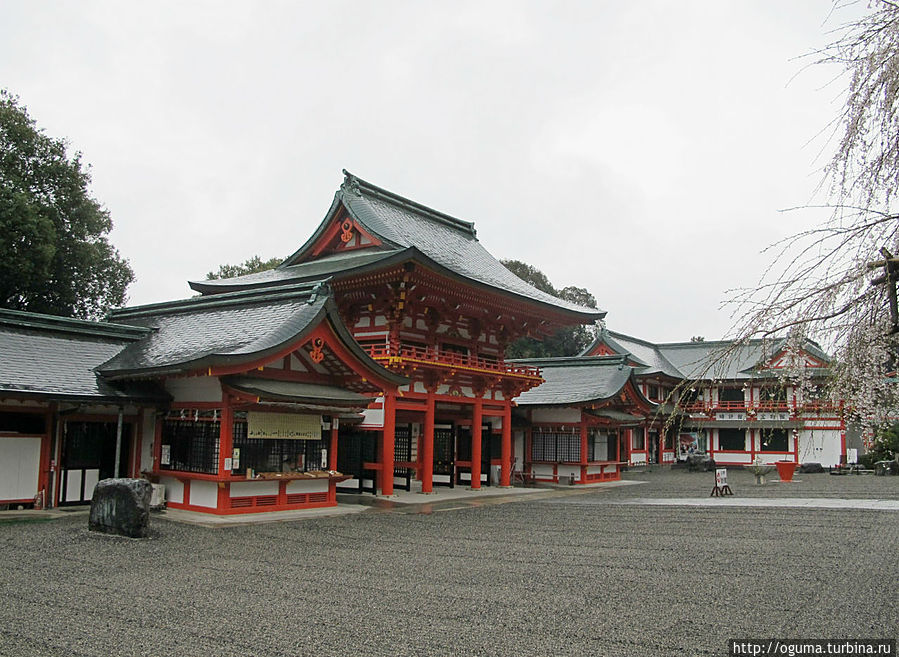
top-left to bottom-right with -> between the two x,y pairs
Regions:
582,330 -> 844,468
187,171 -> 605,495
0,171 -> 847,513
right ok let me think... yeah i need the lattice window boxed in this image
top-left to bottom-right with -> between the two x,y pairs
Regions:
160,411 -> 220,474
531,431 -> 581,462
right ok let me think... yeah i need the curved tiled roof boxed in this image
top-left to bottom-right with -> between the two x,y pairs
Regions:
512,355 -> 653,407
0,309 -> 164,401
592,330 -> 683,379
100,282 -> 408,385
192,172 -> 604,322
584,330 -> 831,381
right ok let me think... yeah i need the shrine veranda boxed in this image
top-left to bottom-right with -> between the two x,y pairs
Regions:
0,172 -> 847,514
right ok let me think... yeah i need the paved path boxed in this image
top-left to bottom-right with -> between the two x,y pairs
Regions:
598,496 -> 899,510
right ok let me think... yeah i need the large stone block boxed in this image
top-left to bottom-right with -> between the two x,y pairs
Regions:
89,478 -> 152,538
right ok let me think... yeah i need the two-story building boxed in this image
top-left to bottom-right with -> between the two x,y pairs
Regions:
582,331 -> 844,467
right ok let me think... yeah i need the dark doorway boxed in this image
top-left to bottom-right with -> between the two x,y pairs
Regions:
336,430 -> 378,493
456,424 -> 492,487
393,423 -> 413,491
60,420 -> 131,505
432,424 -> 455,488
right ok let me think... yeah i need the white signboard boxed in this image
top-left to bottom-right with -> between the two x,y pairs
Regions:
715,468 -> 728,487
847,448 -> 858,465
160,444 -> 171,466
248,412 -> 322,440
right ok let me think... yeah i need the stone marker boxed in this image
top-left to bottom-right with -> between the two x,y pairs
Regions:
89,478 -> 152,538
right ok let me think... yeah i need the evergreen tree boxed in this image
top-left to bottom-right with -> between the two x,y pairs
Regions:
0,90 -> 133,319
501,259 -> 598,358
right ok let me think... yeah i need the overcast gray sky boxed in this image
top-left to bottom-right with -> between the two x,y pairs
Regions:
0,1 -> 859,342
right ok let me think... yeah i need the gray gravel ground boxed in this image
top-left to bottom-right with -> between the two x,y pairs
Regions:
613,465 -> 899,499
1,470 -> 897,657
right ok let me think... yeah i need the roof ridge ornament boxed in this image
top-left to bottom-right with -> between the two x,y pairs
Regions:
341,169 -> 363,197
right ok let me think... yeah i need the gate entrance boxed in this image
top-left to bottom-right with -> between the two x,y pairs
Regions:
60,421 -> 131,505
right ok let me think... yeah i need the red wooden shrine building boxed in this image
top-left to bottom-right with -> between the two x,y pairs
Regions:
511,355 -> 656,484
189,171 -> 604,496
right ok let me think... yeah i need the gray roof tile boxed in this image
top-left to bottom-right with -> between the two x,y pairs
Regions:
512,355 -> 650,406
0,310 -> 161,401
101,283 -> 330,377
192,172 -> 604,321
585,330 -> 832,381
101,282 -> 408,386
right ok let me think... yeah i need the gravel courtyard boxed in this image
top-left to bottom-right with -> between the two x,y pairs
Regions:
1,470 -> 897,656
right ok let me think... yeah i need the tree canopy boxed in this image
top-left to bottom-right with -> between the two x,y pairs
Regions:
0,90 -> 133,319
206,255 -> 283,280
500,259 -> 598,358
725,2 -> 899,427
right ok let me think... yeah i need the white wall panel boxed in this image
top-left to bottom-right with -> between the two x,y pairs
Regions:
0,437 -> 40,500
160,476 -> 183,504
188,480 -> 219,508
285,478 -> 329,494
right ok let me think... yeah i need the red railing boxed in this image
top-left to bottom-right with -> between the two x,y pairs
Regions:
363,342 -> 542,378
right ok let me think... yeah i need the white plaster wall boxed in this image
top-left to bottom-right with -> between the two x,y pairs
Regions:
798,429 -> 842,467
160,476 -> 183,504
717,453 -> 754,465
530,408 -> 581,423
285,478 -> 329,494
361,407 -> 384,429
0,437 -> 40,500
229,481 -> 279,497
188,480 -> 218,508
513,431 -> 524,465
557,465 -> 579,481
165,376 -> 222,403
